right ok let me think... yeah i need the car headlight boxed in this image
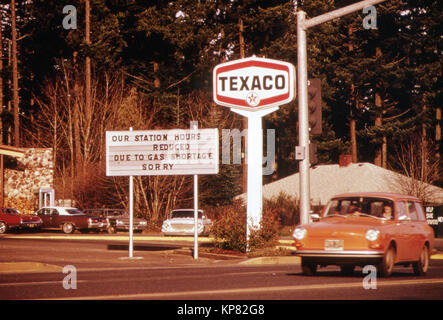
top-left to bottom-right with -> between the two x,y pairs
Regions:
293,227 -> 307,240
365,229 -> 380,241
162,221 -> 171,231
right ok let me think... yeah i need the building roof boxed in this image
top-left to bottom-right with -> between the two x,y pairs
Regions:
240,162 -> 443,205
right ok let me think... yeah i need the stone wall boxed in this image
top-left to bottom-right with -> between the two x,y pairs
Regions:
4,148 -> 53,214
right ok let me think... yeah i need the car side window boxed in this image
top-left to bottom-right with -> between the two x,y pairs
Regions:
408,201 -> 418,221
396,201 -> 409,220
39,208 -> 51,216
50,209 -> 59,216
414,202 -> 426,221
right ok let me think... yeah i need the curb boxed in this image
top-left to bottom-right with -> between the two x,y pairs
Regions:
240,256 -> 301,265
173,249 -> 246,261
0,262 -> 63,274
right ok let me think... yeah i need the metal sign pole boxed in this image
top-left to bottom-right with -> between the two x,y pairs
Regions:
194,174 -> 198,259
231,107 -> 279,250
191,121 -> 199,259
297,11 -> 311,225
129,127 -> 134,258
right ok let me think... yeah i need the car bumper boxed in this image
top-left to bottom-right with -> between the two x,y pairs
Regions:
19,221 -> 43,228
162,229 -> 210,236
88,222 -> 108,229
114,225 -> 146,231
294,250 -> 384,265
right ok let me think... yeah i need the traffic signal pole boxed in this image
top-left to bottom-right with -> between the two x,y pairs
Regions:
296,0 -> 386,225
297,10 -> 310,225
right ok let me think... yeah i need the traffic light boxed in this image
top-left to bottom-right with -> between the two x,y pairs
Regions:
310,143 -> 318,165
308,78 -> 322,135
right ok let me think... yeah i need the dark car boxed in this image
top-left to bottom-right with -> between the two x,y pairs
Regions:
35,207 -> 108,234
83,209 -> 148,233
0,207 -> 43,234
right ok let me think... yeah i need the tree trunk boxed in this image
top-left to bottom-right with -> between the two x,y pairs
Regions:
348,26 -> 357,163
421,103 -> 427,180
239,14 -> 247,193
11,0 -> 20,147
0,12 -> 3,145
72,51 -> 81,195
374,47 -> 382,167
436,107 -> 441,159
84,0 -> 92,178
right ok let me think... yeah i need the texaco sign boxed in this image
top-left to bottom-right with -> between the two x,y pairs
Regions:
213,56 -> 296,111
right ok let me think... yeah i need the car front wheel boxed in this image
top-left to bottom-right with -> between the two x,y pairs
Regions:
62,223 -> 75,234
107,226 -> 116,234
378,245 -> 395,277
301,258 -> 317,276
413,245 -> 429,276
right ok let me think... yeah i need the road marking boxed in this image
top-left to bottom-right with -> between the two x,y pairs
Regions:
0,269 -> 288,288
42,278 -> 443,300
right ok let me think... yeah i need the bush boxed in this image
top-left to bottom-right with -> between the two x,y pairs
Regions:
211,201 -> 247,252
211,200 -> 280,253
263,192 -> 299,226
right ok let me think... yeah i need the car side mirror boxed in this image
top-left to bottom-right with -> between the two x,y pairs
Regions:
310,213 -> 321,222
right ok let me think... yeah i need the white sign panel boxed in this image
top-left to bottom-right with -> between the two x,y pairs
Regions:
213,56 -> 296,111
106,129 -> 219,176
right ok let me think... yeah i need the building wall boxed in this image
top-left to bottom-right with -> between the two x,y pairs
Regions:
4,148 -> 53,214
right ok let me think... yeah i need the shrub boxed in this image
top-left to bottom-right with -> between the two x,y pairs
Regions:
263,192 -> 299,226
211,200 -> 247,252
211,200 -> 281,253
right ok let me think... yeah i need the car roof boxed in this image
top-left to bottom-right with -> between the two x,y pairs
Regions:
84,208 -> 125,211
39,207 -> 81,210
331,192 -> 420,202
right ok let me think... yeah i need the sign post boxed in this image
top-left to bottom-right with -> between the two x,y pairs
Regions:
191,121 -> 199,260
213,56 -> 295,248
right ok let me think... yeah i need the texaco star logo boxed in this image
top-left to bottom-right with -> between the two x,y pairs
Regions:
246,92 -> 260,107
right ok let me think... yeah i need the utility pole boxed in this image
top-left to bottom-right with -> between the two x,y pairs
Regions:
297,0 -> 386,225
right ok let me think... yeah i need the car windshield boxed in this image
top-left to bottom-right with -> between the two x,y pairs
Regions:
324,197 -> 394,219
171,210 -> 203,219
66,208 -> 85,215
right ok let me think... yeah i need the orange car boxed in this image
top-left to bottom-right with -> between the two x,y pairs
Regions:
293,192 -> 435,277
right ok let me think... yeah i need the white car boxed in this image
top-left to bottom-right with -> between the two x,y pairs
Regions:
161,209 -> 212,236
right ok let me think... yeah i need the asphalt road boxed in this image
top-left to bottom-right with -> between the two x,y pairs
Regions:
1,233 -> 443,303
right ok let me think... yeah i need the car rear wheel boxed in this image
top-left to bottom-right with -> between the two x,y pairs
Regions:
62,222 -> 75,234
301,258 -> 317,276
378,245 -> 395,277
0,221 -> 7,234
413,245 -> 429,276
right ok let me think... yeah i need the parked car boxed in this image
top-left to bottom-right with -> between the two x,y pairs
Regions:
83,208 -> 148,233
161,209 -> 212,236
293,192 -> 435,277
0,207 -> 43,234
35,207 -> 108,234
